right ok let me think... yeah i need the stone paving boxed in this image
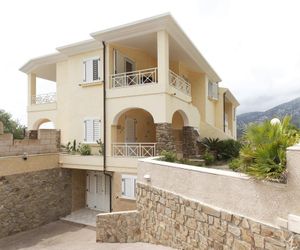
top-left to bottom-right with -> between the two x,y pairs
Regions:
61,208 -> 100,227
0,221 -> 173,250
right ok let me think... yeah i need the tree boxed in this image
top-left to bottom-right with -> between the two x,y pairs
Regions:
0,109 -> 25,139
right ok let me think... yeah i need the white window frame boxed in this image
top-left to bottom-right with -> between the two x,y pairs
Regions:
83,118 -> 101,144
83,56 -> 102,83
208,80 -> 219,101
121,174 -> 137,200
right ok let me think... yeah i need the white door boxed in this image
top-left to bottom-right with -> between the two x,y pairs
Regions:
86,171 -> 110,212
125,117 -> 136,143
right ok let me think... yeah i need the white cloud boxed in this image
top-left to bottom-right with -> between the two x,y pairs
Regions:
0,0 -> 299,124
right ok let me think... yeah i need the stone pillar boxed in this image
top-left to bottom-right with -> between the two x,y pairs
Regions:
0,121 -> 3,135
28,73 -> 36,105
155,123 -> 176,155
183,126 -> 199,158
157,30 -> 169,88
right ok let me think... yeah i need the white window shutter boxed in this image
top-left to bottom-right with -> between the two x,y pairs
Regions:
85,60 -> 93,83
93,119 -> 101,141
85,120 -> 93,142
83,61 -> 86,82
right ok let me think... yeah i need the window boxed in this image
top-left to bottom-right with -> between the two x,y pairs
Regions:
208,81 -> 219,100
121,175 -> 137,199
84,119 -> 101,143
83,57 -> 101,83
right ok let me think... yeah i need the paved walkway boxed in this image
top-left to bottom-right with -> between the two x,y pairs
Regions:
61,208 -> 100,227
0,221 -> 173,250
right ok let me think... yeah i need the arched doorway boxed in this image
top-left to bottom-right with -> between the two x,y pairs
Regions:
33,118 -> 55,130
111,108 -> 156,157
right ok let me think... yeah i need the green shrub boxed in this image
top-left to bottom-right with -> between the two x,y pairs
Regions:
201,138 -> 220,152
201,137 -> 241,161
78,143 -> 91,156
218,139 -> 242,160
63,139 -> 78,154
203,151 -> 215,165
96,139 -> 104,155
230,116 -> 299,181
161,150 -> 176,162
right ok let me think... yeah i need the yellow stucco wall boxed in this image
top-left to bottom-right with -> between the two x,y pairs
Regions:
0,153 -> 59,176
56,50 -> 104,145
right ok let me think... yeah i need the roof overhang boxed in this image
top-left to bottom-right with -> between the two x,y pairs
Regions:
56,39 -> 102,56
91,13 -> 221,82
19,53 -> 67,81
20,13 -> 221,83
221,87 -> 240,107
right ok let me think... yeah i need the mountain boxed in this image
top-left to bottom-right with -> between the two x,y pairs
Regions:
237,97 -> 300,138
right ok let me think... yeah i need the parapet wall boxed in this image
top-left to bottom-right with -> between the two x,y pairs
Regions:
96,145 -> 300,249
0,128 -> 60,157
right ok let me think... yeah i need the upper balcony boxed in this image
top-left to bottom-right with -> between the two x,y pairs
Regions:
110,67 -> 191,97
105,30 -> 200,103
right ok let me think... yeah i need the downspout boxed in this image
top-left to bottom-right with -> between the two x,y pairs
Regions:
102,41 -> 112,212
223,92 -> 226,132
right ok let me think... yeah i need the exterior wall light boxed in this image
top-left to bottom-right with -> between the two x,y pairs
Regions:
143,174 -> 151,182
22,152 -> 28,161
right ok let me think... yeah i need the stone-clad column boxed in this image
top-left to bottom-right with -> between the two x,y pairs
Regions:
183,126 -> 199,158
155,123 -> 176,155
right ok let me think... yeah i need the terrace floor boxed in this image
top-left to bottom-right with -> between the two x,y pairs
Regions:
0,221 -> 173,250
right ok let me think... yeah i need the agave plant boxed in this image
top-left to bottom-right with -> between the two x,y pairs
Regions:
230,116 -> 299,181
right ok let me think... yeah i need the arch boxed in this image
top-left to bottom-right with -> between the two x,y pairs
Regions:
111,108 -> 156,144
32,118 -> 55,130
171,109 -> 189,127
112,107 -> 156,125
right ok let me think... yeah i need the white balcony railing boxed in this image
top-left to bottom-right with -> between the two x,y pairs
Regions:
112,143 -> 156,157
32,92 -> 56,105
111,68 -> 157,88
169,70 -> 191,96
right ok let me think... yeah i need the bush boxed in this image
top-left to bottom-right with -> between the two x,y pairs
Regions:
63,139 -> 78,154
201,137 -> 241,161
96,139 -> 104,155
229,116 -> 299,181
218,139 -> 242,160
160,150 -> 176,162
203,151 -> 215,165
78,143 -> 91,156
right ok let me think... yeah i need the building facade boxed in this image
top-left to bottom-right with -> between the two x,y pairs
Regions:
20,14 -> 239,213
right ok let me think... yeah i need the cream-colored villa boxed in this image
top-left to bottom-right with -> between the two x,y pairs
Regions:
20,14 -> 239,213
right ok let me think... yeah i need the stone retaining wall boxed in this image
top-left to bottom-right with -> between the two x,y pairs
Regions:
0,168 -> 71,238
137,183 -> 300,250
96,211 -> 141,243
0,129 -> 60,157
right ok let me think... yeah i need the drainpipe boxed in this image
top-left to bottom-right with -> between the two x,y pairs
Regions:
223,92 -> 226,132
102,41 -> 112,212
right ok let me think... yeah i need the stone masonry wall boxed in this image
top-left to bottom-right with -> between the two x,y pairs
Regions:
0,168 -> 72,238
182,126 -> 199,158
137,183 -> 300,250
96,211 -> 141,243
155,123 -> 176,154
0,129 -> 60,157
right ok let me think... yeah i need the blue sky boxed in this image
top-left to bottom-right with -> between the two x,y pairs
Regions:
0,0 -> 299,125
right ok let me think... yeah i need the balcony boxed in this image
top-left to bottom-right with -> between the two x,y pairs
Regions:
169,70 -> 191,96
112,143 -> 156,157
111,68 -> 157,88
31,92 -> 56,105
